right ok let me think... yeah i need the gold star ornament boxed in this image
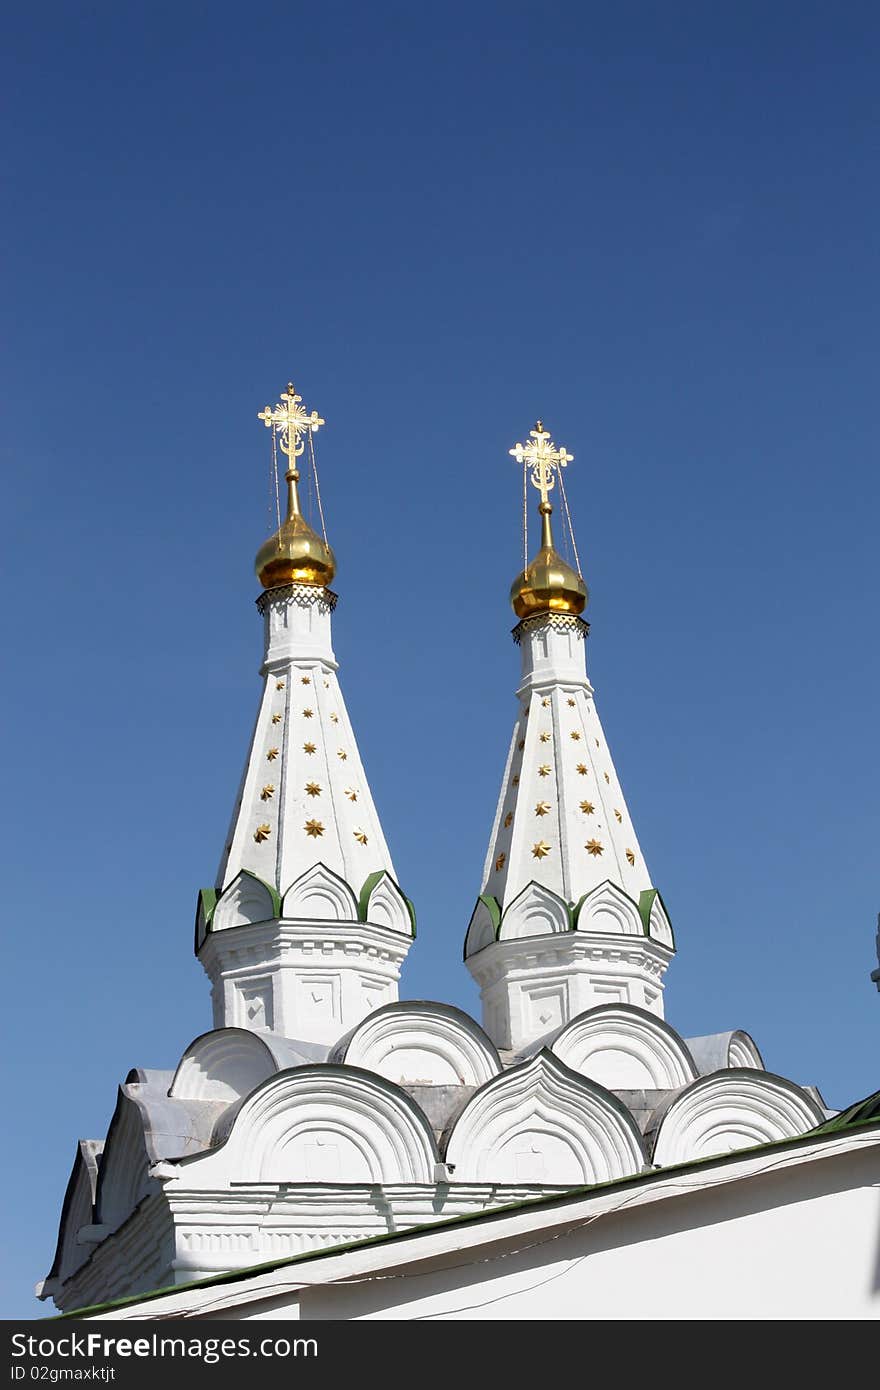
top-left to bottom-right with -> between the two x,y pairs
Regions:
304,819 -> 325,838
266,747 -> 279,761
260,784 -> 275,801
585,838 -> 604,856
535,801 -> 551,817
532,841 -> 551,860
302,708 -> 314,718
353,829 -> 368,845
495,852 -> 506,871
576,763 -> 588,775
626,849 -> 636,865
504,811 -> 513,828
305,782 -> 322,797
538,764 -> 551,777
253,823 -> 271,843
303,742 -> 316,754
580,800 -> 595,814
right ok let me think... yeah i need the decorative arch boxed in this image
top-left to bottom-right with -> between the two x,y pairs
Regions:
359,871 -> 416,937
211,871 -> 279,933
170,1029 -> 279,1103
94,1091 -> 153,1232
574,880 -> 643,938
45,1140 -> 103,1287
498,882 -> 571,942
639,889 -> 675,949
650,1070 -> 825,1166
549,1005 -> 697,1090
180,1065 -> 438,1187
282,863 -> 358,922
686,1031 -> 765,1075
444,1052 -> 647,1186
464,895 -> 500,958
332,1002 -> 501,1087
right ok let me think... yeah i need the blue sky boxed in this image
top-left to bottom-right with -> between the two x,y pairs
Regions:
2,2 -> 878,1317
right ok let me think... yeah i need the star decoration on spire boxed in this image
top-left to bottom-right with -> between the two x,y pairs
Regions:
585,838 -> 604,856
580,800 -> 595,814
253,823 -> 271,843
305,782 -> 322,797
304,819 -> 325,838
537,764 -> 551,777
353,829 -> 368,845
532,841 -> 551,859
534,801 -> 551,817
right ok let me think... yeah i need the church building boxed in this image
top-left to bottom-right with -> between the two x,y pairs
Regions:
39,384 -> 880,1321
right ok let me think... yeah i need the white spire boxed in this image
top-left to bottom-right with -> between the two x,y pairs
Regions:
481,616 -> 651,913
216,586 -> 396,898
465,422 -> 674,1052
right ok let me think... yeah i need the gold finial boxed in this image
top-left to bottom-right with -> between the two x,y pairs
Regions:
510,422 -> 574,518
509,420 -> 586,620
258,383 -> 325,465
255,382 -> 335,591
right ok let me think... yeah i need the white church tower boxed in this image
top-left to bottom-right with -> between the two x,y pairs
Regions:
465,423 -> 674,1050
197,384 -> 414,1045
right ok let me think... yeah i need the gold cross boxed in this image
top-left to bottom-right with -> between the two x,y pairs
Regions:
258,382 -> 325,463
509,421 -> 574,506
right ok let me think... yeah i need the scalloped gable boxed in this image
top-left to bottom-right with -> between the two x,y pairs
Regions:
574,880 -> 644,937
170,1029 -> 279,1103
464,895 -> 501,959
331,1001 -> 501,1087
638,888 -> 675,949
282,863 -> 358,922
94,1090 -> 154,1234
650,1070 -> 826,1166
209,870 -> 280,934
444,1051 -> 647,1185
498,881 -> 571,941
45,1140 -> 104,1288
547,1004 -> 697,1090
359,870 -> 416,937
176,1065 -> 439,1186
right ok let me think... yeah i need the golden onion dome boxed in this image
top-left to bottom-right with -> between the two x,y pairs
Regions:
255,469 -> 336,590
510,502 -> 588,620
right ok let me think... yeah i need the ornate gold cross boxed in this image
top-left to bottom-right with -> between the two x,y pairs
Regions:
258,383 -> 325,463
509,421 -> 574,505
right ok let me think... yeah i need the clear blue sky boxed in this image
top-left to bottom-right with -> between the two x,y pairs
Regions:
2,2 -> 878,1318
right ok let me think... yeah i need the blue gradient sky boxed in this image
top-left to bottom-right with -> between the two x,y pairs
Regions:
2,2 -> 878,1317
